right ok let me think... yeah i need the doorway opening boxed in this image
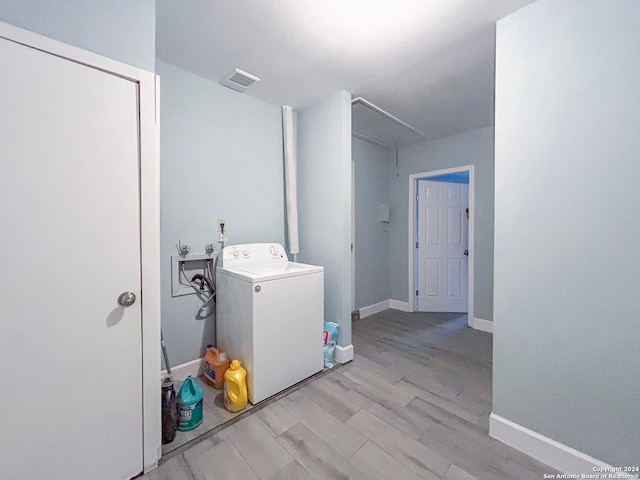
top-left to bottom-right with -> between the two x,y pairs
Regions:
408,166 -> 474,327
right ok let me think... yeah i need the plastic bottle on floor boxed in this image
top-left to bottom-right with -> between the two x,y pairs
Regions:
223,359 -> 248,412
203,345 -> 230,389
177,376 -> 203,431
161,375 -> 178,444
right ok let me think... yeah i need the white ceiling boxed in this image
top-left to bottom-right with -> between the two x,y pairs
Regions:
156,0 -> 535,142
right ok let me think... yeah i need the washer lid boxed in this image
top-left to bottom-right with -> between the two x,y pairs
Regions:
218,261 -> 323,282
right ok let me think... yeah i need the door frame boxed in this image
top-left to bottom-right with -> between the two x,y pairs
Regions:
351,158 -> 356,312
408,165 -> 474,327
0,22 -> 161,472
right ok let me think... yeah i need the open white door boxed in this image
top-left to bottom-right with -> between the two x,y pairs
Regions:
0,34 -> 144,479
416,180 -> 469,312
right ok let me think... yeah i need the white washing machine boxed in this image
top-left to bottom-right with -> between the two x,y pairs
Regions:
216,243 -> 324,404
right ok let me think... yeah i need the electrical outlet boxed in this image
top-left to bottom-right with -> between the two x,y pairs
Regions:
217,218 -> 226,232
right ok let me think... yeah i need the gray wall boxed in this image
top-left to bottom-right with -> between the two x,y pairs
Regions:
0,0 -> 155,71
158,60 -> 284,366
297,91 -> 352,348
389,126 -> 495,320
353,137 -> 391,309
494,0 -> 640,466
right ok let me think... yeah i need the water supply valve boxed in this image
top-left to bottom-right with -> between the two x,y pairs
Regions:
177,240 -> 190,256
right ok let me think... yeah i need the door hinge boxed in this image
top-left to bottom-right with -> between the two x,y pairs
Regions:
416,193 -> 419,202
416,290 -> 419,296
416,241 -> 419,249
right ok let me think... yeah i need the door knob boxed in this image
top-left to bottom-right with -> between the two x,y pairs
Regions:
118,291 -> 136,307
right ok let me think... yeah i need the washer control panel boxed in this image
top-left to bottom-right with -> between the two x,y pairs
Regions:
220,243 -> 287,268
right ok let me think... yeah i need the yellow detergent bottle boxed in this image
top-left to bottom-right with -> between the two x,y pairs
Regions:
224,359 -> 248,412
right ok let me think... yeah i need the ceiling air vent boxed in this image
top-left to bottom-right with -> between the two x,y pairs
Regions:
219,68 -> 260,93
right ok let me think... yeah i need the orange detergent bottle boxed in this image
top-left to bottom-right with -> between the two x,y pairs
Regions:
203,345 -> 230,389
223,359 -> 248,412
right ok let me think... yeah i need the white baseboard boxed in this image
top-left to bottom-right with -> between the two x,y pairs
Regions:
388,299 -> 410,312
334,344 -> 354,363
359,300 -> 390,318
471,317 -> 493,333
489,413 -> 613,475
358,299 -> 411,318
162,357 -> 203,382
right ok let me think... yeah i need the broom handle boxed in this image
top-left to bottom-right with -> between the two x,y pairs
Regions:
161,330 -> 172,375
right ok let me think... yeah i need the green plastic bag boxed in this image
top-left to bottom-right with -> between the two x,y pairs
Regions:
176,376 -> 203,431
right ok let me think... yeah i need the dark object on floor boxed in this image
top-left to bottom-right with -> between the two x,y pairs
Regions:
161,376 -> 178,444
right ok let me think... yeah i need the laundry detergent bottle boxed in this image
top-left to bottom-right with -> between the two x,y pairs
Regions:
223,359 -> 248,412
203,345 -> 230,389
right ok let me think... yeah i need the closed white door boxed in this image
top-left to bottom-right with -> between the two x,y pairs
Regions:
0,36 -> 143,479
417,181 -> 469,312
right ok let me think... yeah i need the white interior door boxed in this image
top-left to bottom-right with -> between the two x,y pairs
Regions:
0,36 -> 143,479
417,180 -> 469,312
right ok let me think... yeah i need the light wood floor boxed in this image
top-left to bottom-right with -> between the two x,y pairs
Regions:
144,310 -> 556,479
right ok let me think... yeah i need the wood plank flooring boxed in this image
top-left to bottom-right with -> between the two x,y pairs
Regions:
144,310 -> 556,480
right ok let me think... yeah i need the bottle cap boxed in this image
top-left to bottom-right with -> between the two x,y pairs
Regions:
161,374 -> 174,390
230,359 -> 241,369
